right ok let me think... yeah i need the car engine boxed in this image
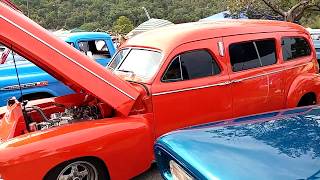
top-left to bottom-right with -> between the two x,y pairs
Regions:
27,105 -> 101,131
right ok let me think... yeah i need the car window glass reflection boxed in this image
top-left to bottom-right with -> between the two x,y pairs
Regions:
162,50 -> 220,82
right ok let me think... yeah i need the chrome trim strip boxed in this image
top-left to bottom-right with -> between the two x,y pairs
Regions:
231,62 -> 310,83
153,62 -> 311,96
152,81 -> 231,96
178,56 -> 183,81
0,15 -> 136,100
0,81 -> 48,91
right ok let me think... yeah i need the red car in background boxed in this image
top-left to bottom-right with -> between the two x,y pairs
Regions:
0,1 -> 320,180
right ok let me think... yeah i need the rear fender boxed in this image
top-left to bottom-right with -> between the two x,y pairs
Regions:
286,74 -> 320,108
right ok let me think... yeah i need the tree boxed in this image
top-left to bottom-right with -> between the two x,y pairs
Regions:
112,16 -> 134,34
11,0 -> 320,30
80,22 -> 102,31
261,0 -> 320,22
228,0 -> 320,22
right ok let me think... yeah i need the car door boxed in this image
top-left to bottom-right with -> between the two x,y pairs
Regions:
254,36 -> 286,111
224,35 -> 270,117
151,38 -> 233,137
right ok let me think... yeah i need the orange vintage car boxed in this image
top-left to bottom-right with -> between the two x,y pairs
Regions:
0,1 -> 320,180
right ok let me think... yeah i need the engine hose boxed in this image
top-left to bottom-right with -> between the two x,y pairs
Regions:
25,106 -> 51,122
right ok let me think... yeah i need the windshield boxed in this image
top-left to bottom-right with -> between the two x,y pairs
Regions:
108,48 -> 162,82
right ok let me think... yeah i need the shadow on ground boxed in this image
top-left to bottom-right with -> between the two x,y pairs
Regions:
132,163 -> 162,180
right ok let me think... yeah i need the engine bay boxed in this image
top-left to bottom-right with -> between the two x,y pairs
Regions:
22,94 -> 114,132
27,105 -> 102,131
1,87 -> 148,140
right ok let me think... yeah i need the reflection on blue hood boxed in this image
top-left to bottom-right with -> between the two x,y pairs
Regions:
156,106 -> 320,180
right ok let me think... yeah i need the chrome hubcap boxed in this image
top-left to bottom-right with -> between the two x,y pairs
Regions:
57,161 -> 98,180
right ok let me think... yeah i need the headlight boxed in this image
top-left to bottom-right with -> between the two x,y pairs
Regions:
169,160 -> 193,180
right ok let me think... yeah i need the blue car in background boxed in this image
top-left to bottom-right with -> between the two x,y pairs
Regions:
155,106 -> 320,180
0,32 -> 116,106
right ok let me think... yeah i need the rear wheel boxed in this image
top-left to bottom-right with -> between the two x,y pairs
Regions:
44,158 -> 109,180
297,93 -> 317,107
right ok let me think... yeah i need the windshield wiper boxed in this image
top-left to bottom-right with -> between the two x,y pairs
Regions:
117,69 -> 134,73
106,66 -> 114,71
116,69 -> 136,78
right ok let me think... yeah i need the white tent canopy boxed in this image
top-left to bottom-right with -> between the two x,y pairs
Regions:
199,11 -> 248,21
127,18 -> 174,38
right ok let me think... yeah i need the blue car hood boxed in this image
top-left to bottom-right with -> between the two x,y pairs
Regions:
157,106 -> 320,180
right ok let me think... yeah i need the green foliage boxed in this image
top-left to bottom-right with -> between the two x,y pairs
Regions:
227,0 -> 320,24
11,0 -> 225,31
112,16 -> 134,34
302,15 -> 320,28
10,0 -> 320,30
80,22 -> 101,31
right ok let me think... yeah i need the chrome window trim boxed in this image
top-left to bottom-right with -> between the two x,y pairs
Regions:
179,56 -> 184,81
0,15 -> 136,100
281,36 -> 312,61
113,48 -> 132,70
230,38 -> 278,72
161,49 -> 221,83
153,62 -> 311,96
253,41 -> 263,67
161,56 -> 183,82
107,47 -> 130,69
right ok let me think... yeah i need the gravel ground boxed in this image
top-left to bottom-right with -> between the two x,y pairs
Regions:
132,164 -> 162,180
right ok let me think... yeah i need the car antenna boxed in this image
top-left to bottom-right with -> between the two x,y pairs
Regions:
10,45 -> 25,108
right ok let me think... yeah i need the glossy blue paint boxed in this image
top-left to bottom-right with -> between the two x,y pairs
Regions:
155,106 -> 320,180
60,32 -> 116,66
0,32 -> 115,106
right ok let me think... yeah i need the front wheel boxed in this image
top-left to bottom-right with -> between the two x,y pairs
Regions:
45,158 -> 109,180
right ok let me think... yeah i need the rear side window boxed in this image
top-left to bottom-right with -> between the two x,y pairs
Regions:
282,37 -> 311,61
162,50 -> 220,82
256,40 -> 277,66
230,39 -> 277,72
230,42 -> 260,72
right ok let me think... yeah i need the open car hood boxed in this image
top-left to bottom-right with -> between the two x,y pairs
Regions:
0,3 -> 140,115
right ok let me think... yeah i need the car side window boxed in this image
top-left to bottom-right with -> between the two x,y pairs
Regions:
162,50 -> 220,82
255,40 -> 277,66
230,42 -> 260,72
282,37 -> 311,61
230,39 -> 277,72
163,57 -> 183,82
78,40 -> 111,60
